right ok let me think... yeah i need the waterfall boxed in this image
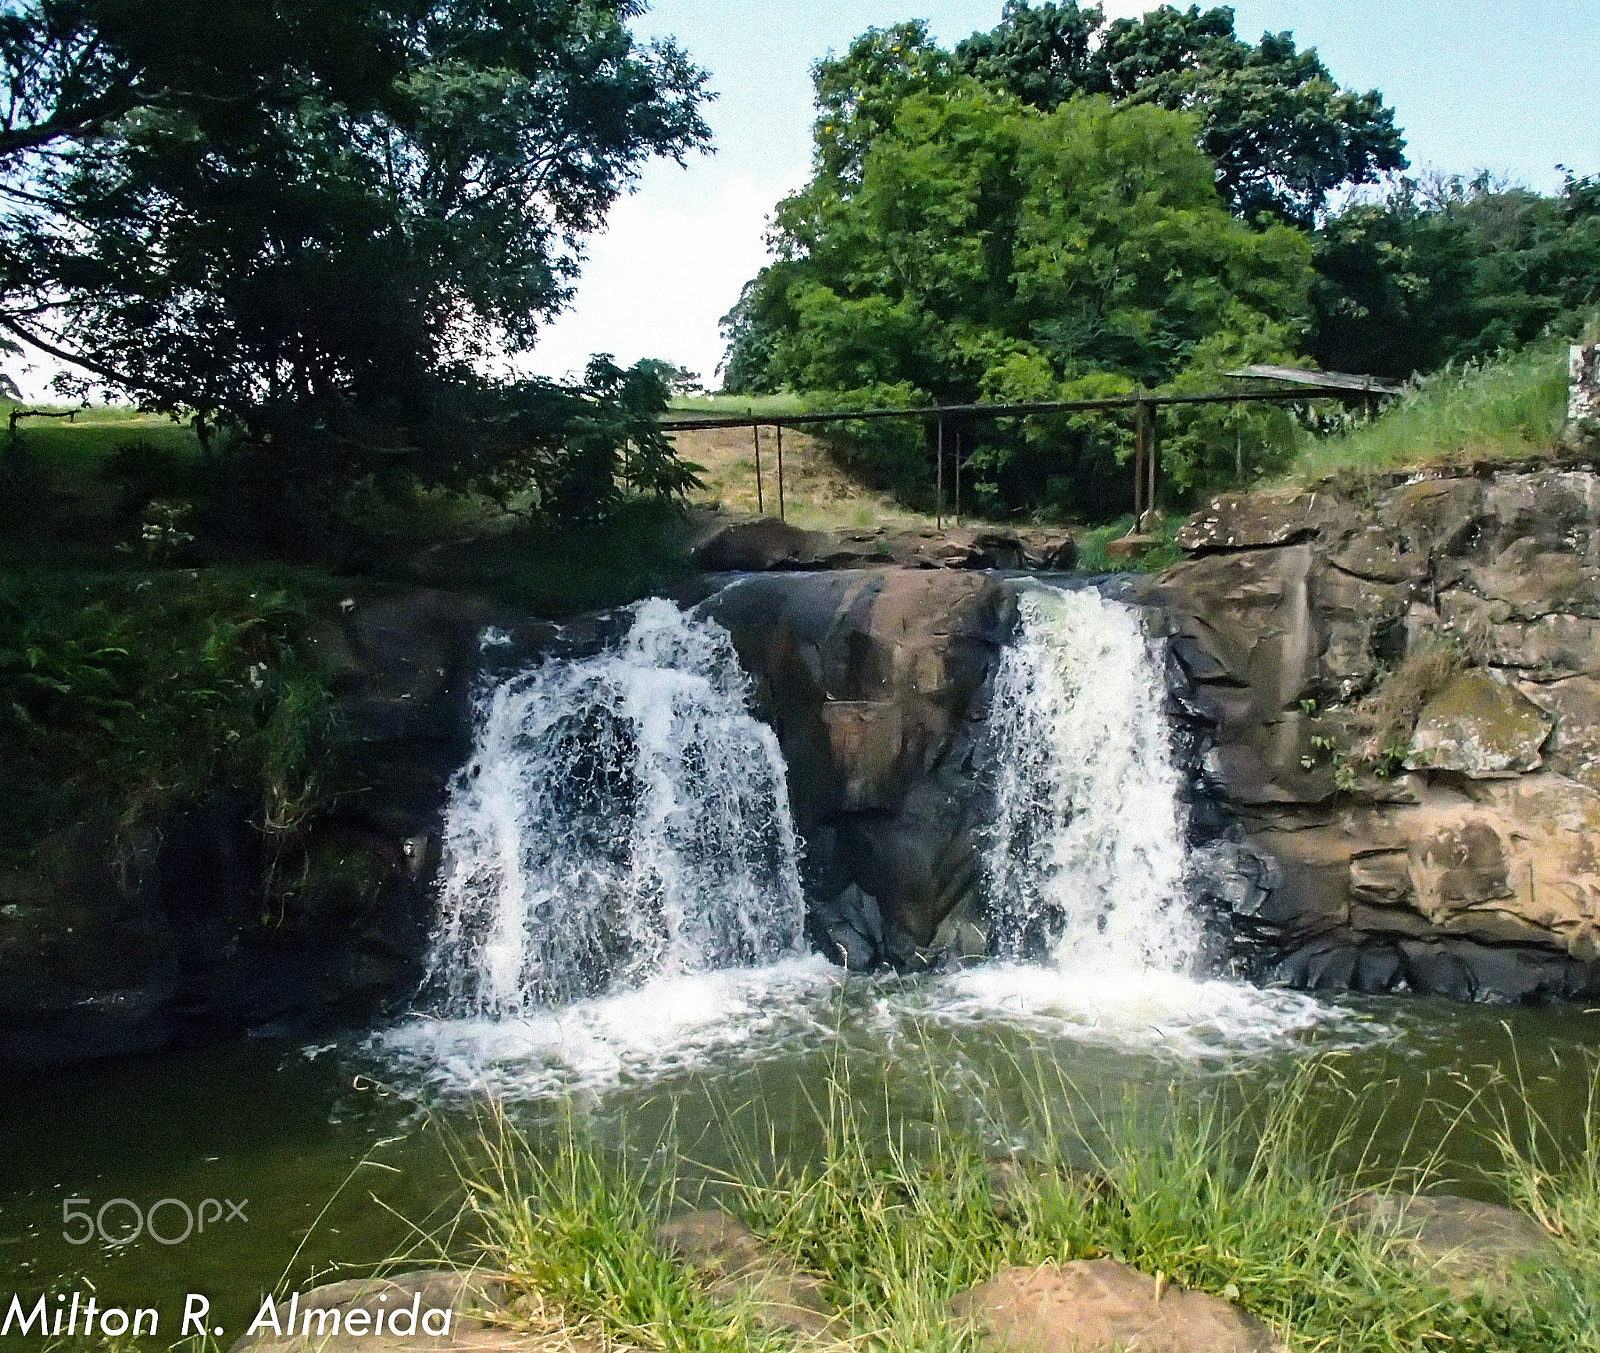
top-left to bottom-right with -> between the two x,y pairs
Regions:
981,583 -> 1198,973
423,597 -> 806,1016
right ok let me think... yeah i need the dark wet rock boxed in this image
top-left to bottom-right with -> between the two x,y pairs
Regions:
688,511 -> 1073,574
952,1259 -> 1286,1353
693,516 -> 826,571
706,569 -> 1012,961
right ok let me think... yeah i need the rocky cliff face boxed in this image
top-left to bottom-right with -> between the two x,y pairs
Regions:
15,465 -> 1600,1069
1149,466 -> 1600,1001
0,587 -> 577,1068
705,570 -> 1016,971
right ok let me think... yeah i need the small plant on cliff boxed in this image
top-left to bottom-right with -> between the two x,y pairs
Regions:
1351,637 -> 1464,761
0,570 -> 339,870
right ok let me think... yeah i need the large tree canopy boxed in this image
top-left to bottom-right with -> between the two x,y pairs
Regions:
0,0 -> 711,512
801,3 -> 1406,228
718,3 -> 1402,512
730,90 -> 1312,510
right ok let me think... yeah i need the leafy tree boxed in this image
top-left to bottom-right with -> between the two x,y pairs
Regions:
1090,5 -> 1406,225
744,90 -> 1311,509
0,1 -> 711,517
1312,171 -> 1600,378
804,3 -> 1407,226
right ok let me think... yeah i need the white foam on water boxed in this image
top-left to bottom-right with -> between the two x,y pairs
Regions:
382,954 -> 842,1100
889,963 -> 1352,1060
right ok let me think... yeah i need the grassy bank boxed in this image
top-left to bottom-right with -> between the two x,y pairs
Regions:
449,1056 -> 1600,1353
1287,339 -> 1571,483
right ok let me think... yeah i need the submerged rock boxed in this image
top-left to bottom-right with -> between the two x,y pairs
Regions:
654,1210 -> 840,1339
1339,1192 -> 1559,1295
952,1259 -> 1285,1353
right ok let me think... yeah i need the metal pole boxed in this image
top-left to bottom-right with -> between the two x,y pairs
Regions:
935,414 -> 944,529
1146,401 -> 1158,524
776,423 -> 785,521
954,425 -> 962,527
1133,398 -> 1148,521
752,423 -> 763,514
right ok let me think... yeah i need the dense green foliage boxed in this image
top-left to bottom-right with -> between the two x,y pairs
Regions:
0,1 -> 709,519
724,87 -> 1313,512
719,2 -> 1415,514
1312,172 -> 1600,379
799,4 -> 1405,227
0,569 -> 335,865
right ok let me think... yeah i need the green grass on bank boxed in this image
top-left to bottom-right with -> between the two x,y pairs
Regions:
448,1054 -> 1600,1353
1072,513 -> 1185,574
1287,340 -> 1572,483
666,393 -> 810,419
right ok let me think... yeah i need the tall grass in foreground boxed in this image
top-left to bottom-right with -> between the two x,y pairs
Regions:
1287,340 -> 1571,483
455,1053 -> 1600,1353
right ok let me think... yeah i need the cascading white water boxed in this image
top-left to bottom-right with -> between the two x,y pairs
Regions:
981,583 -> 1198,971
913,580 -> 1341,1049
383,583 -> 1353,1099
424,597 -> 807,1016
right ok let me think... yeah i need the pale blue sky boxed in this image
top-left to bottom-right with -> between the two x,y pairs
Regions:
527,1 -> 1600,384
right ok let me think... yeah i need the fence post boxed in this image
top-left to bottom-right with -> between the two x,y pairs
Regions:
1144,399 -> 1158,529
1133,396 -> 1148,521
752,423 -> 763,514
935,412 -> 944,529
954,424 -> 962,526
776,423 -> 785,521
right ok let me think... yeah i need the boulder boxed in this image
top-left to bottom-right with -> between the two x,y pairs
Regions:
1404,671 -> 1552,777
1518,676 -> 1600,787
952,1259 -> 1285,1353
1175,489 -> 1318,552
692,517 -> 825,571
1339,1192 -> 1559,1294
655,1211 -> 840,1339
706,569 -> 1011,958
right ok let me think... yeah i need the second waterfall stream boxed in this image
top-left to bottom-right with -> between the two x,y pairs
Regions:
384,584 -> 1331,1098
